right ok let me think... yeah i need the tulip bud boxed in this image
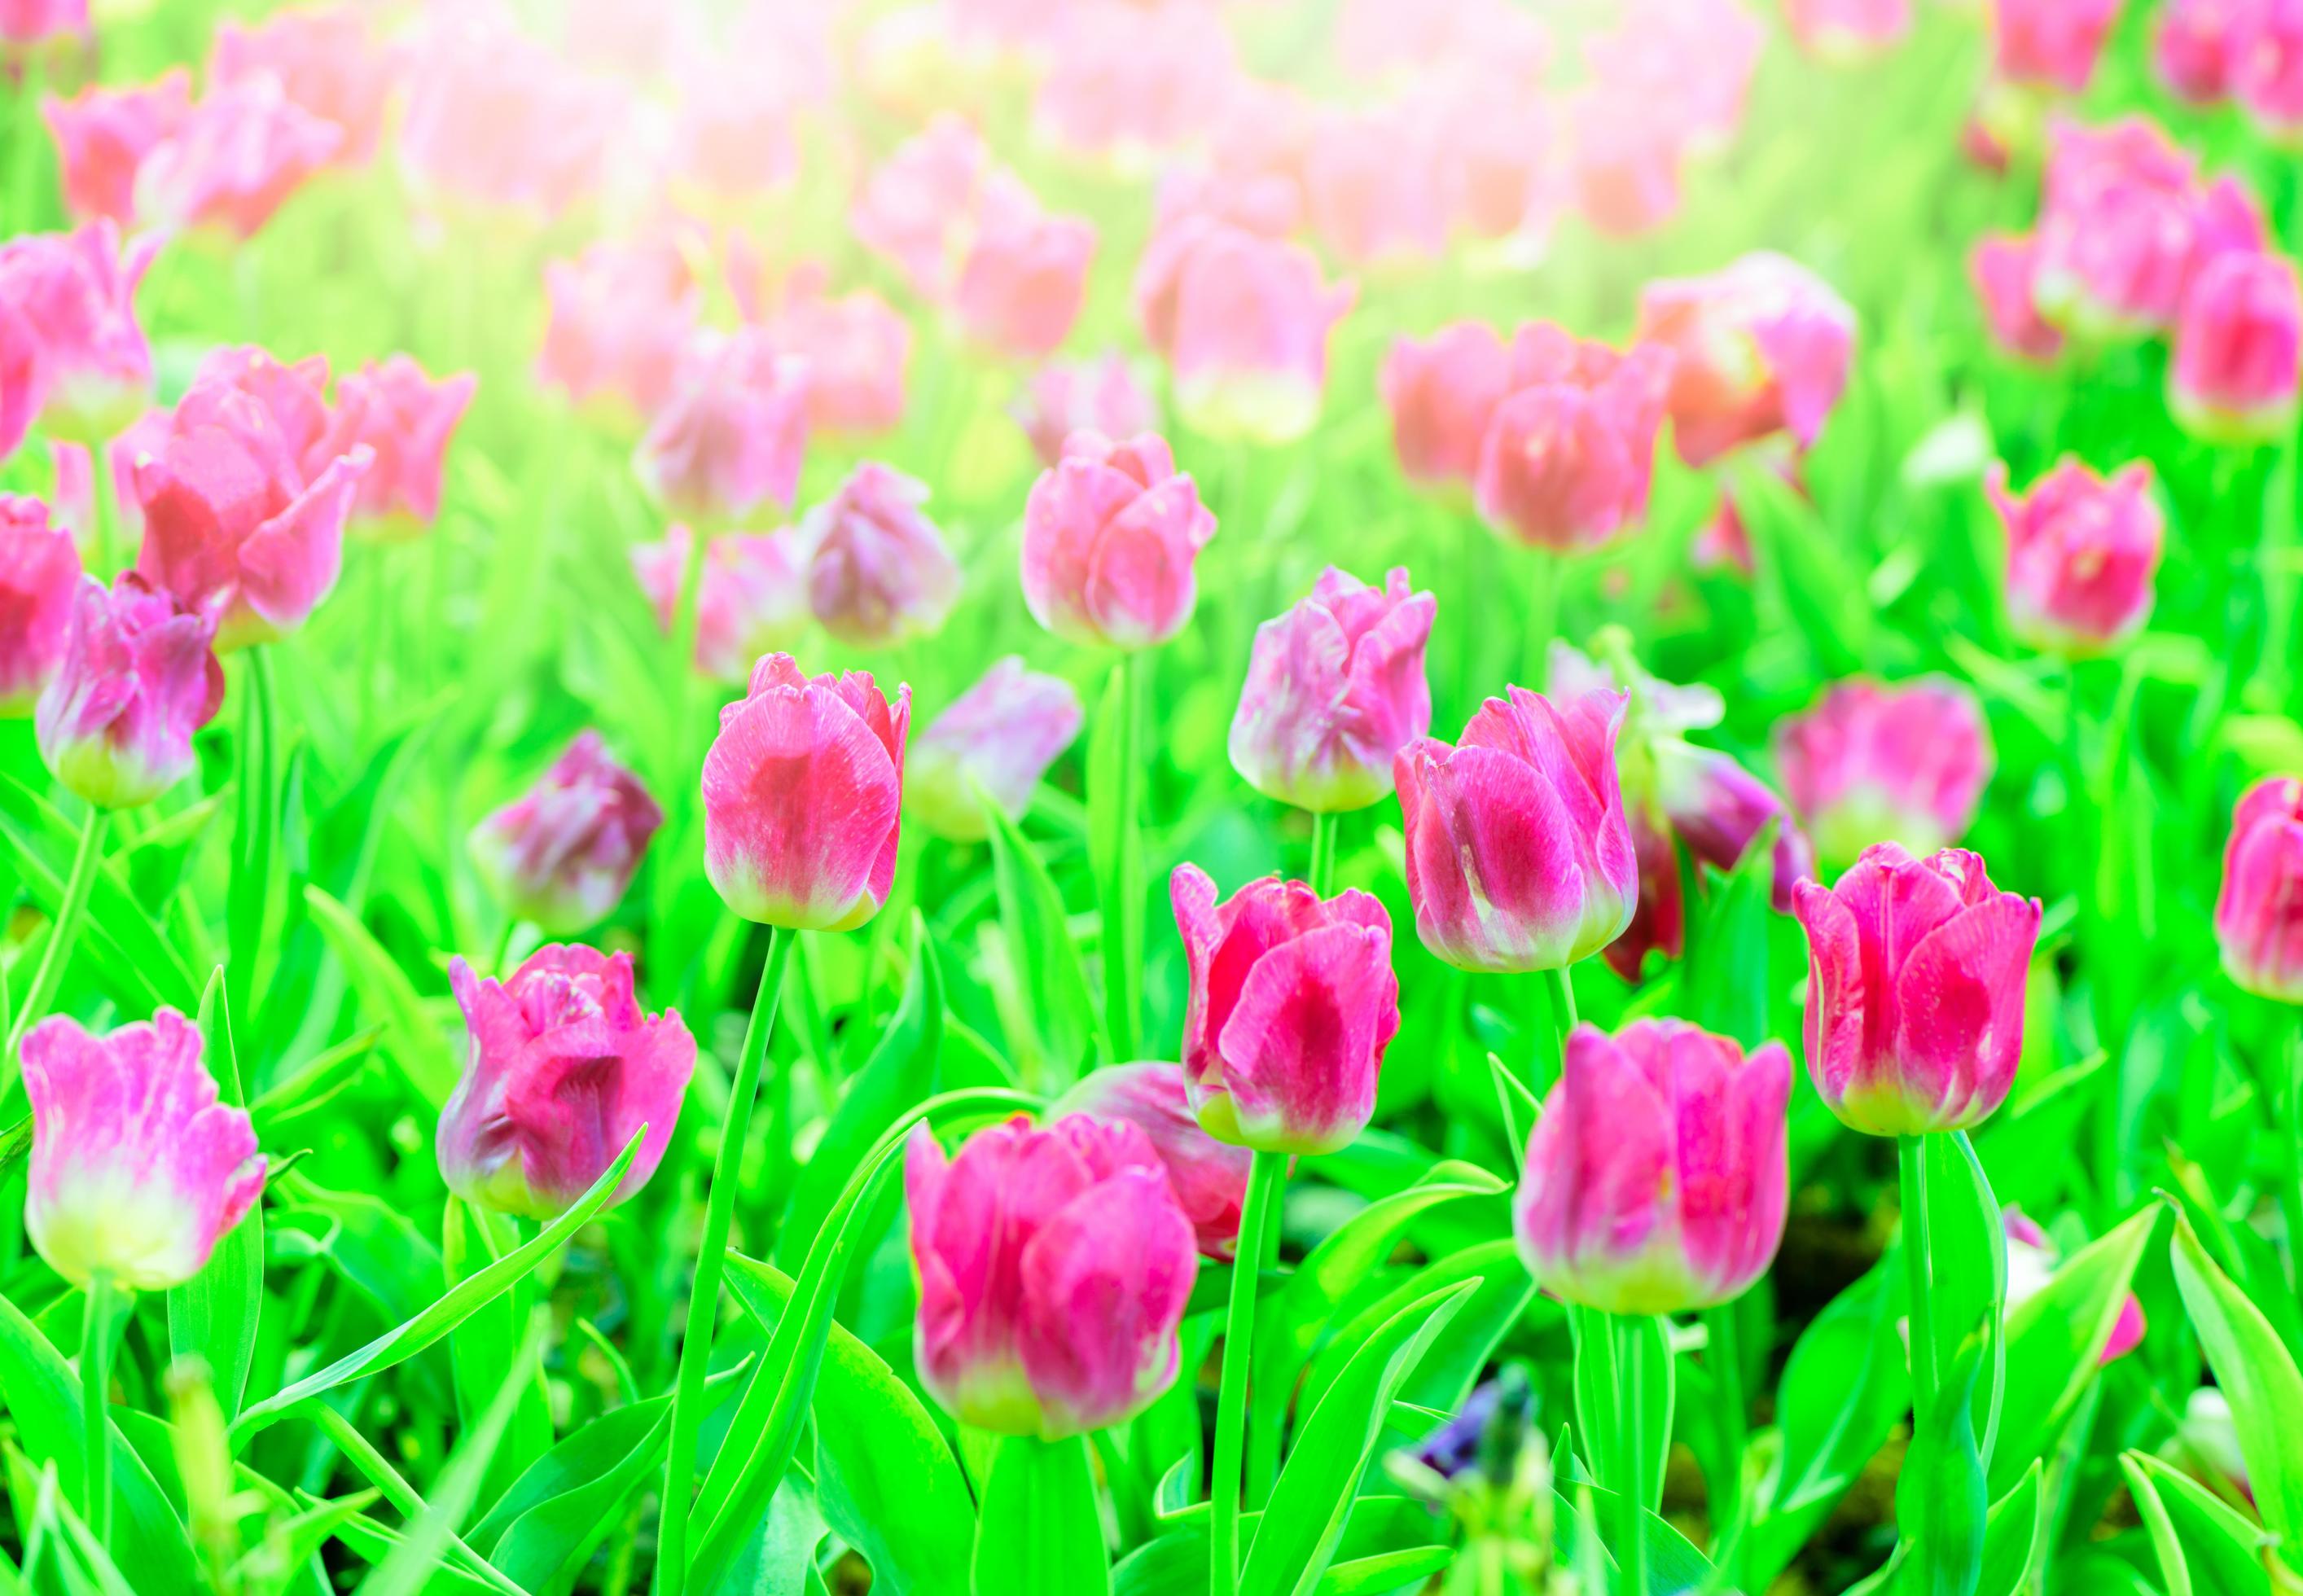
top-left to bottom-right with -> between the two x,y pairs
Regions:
1635,252 -> 1857,467
1380,322 -> 1513,491
634,330 -> 809,528
1228,566 -> 1436,813
470,731 -> 664,935
906,1113 -> 1197,1437
2154,0 -> 2265,103
908,656 -> 1083,842
42,72 -> 194,228
2171,251 -> 2302,444
1020,430 -> 1217,649
537,238 -> 701,422
798,462 -> 962,647
1012,353 -> 1159,468
629,523 -> 811,683
1514,1019 -> 1792,1313
953,175 -> 1096,362
1792,844 -> 2042,1135
702,653 -> 910,930
37,574 -> 223,810
1048,1063 -> 1254,1260
133,77 -> 344,239
1394,686 -> 1638,973
2003,1208 -> 2146,1361
23,1010 -> 265,1291
0,220 -> 158,445
1969,234 -> 2066,364
438,946 -> 697,1220
2216,775 -> 2303,1002
1,495 -> 83,717
1170,864 -> 1401,1153
1987,458 -> 2163,654
317,355 -> 477,542
209,6 -> 397,167
1774,677 -> 1993,866
1473,324 -> 1674,551
1989,0 -> 2120,91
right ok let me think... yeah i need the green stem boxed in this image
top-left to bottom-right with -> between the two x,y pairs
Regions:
82,1269 -> 112,1548
4,805 -> 107,1090
2283,1011 -> 2303,1301
1307,810 -> 1339,898
1702,1302 -> 1747,1589
1524,551 -> 1559,688
229,648 -> 277,1050
1103,654 -> 1146,1063
1538,965 -> 1578,1095
1899,1133 -> 1939,1552
1616,1315 -> 1647,1596
1211,1149 -> 1287,1596
656,927 -> 793,1596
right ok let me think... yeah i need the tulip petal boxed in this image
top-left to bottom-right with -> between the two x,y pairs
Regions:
1210,922 -> 1392,1152
1018,1168 -> 1197,1436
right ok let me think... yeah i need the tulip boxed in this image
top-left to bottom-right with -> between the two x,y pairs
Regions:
908,656 -> 1084,842
209,5 -> 397,166
1635,252 -> 1858,468
1133,215 -> 1354,445
2234,0 -> 2303,139
1568,87 -> 1685,239
133,77 -> 343,239
42,72 -> 194,228
768,277 -> 910,436
2216,775 -> 2303,1002
1774,677 -> 1993,866
438,945 -> 697,1220
1,496 -> 82,717
537,238 -> 702,422
1228,567 -> 1436,813
1429,78 -> 1556,249
1302,103 -> 1450,270
2171,251 -> 2302,444
397,9 -> 621,218
1380,322 -> 1513,491
1048,1063 -> 1254,1260
469,731 -> 664,934
850,115 -> 991,302
1012,353 -> 1158,467
1034,2 -> 1240,166
50,442 -> 94,547
906,1113 -> 1197,1437
952,176 -> 1096,361
1473,323 -> 1674,551
1785,0 -> 1912,57
0,221 -> 158,446
1792,844 -> 2042,1135
22,1010 -> 265,1291
1336,0 -> 1551,84
2,0 -> 86,50
669,56 -> 798,202
1020,430 -> 1217,649
2174,1390 -> 2253,1502
629,523 -> 811,682
37,575 -> 222,810
1654,741 -> 1816,905
701,653 -> 910,931
634,330 -> 809,527
1987,458 -> 2164,654
1514,1019 -> 1791,1313
1171,864 -> 1400,1153
2155,0 -> 2266,102
1395,686 -> 1638,973
795,463 -> 961,648
1969,235 -> 2066,363
1584,0 -> 1764,155
1988,0 -> 2120,91
2003,1208 -> 2146,1361
318,355 -> 477,542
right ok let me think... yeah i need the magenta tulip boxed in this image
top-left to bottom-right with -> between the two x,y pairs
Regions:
2171,251 -> 2301,445
2156,0 -> 2265,102
42,72 -> 193,228
1774,677 -> 1993,866
1970,235 -> 2066,364
908,656 -> 1084,842
2003,1208 -> 2146,1362
132,77 -> 343,239
629,524 -> 811,683
769,278 -> 910,437
1989,0 -> 2120,90
318,355 -> 477,542
36,575 -> 222,810
0,221 -> 158,447
209,5 -> 396,167
2216,775 -> 2303,1002
1020,430 -> 1217,650
1635,252 -> 1857,468
798,463 -> 961,648
1988,458 -> 2164,654
1012,353 -> 1159,468
634,330 -> 808,528
537,238 -> 701,423
1380,322 -> 1513,492
953,176 -> 1096,362
0,495 -> 82,717
1473,324 -> 1674,551
2234,0 -> 2303,139
469,731 -> 664,935
2,0 -> 86,49
1048,1063 -> 1256,1261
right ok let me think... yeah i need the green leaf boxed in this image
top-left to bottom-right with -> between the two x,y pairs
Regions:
981,799 -> 1099,1087
1993,1206 -> 2159,1492
0,774 -> 200,1015
2120,1450 -> 2274,1596
1550,1477 -> 1717,1596
165,970 -> 265,1422
442,1201 -> 552,1515
1924,1133 -> 2007,1464
1296,1242 -> 1530,1430
1977,1461 -> 2043,1596
300,884 -> 458,1107
972,1435 -> 1108,1596
1680,813 -> 1777,1048
1897,1326 -> 1988,1596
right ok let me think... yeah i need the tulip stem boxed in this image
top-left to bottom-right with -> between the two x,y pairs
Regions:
1538,965 -> 1577,1094
1211,1148 -> 1287,1596
1614,1314 -> 1647,1596
1898,1132 -> 1939,1554
1102,654 -> 1147,1063
656,927 -> 793,1596
1307,810 -> 1339,897
3,805 -> 107,1090
81,1269 -> 113,1548
1702,1302 -> 1747,1589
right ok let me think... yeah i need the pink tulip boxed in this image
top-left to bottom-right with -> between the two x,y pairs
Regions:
42,72 -> 193,228
2171,251 -> 2302,444
1473,323 -> 1674,550
2235,0 -> 2303,138
1567,87 -> 1685,239
397,8 -> 621,219
1515,1019 -> 1790,1313
629,523 -> 810,682
210,5 -> 397,166
469,732 -> 664,934
1228,566 -> 1436,813
37,574 -> 222,810
797,463 -> 961,648
1792,844 -> 2042,1135
23,1010 -> 265,1291
1012,353 -> 1158,468
313,355 -> 477,542
1969,235 -> 2066,364
669,56 -> 797,202
1336,0 -> 1551,84
1153,80 -> 1313,239
634,330 -> 808,527
1171,864 -> 1401,1153
766,275 -> 910,436
133,77 -> 343,239
2156,0 -> 2266,101
438,946 -> 696,1220
537,238 -> 702,422
1394,686 -> 1638,973
1020,430 -> 1217,649
1134,216 -> 1354,445
1034,2 -> 1239,166
49,444 -> 94,546
1302,103 -> 1450,269
1584,0 -> 1763,154
1,0 -> 86,48
851,115 -> 991,302
1786,0 -> 1912,56
0,221 -> 158,447
1428,79 -> 1558,248
2216,775 -> 2303,1002
1635,252 -> 1857,468
907,1113 -> 1196,1437
1049,1063 -> 1255,1261
702,654 -> 909,930
1989,0 -> 2121,90
1380,322 -> 1513,491
953,176 -> 1096,362
1774,677 -> 1993,866
1988,458 -> 2164,654
2003,1208 -> 2147,1361
0,496 -> 82,717
908,656 -> 1083,842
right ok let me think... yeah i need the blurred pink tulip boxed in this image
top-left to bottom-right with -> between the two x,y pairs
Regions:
1568,88 -> 1685,239
765,274 -> 910,436
133,78 -> 343,239
1154,80 -> 1313,240
908,656 -> 1083,842
1228,566 -> 1436,813
1,0 -> 86,47
0,495 -> 82,717
1302,103 -> 1450,270
1989,0 -> 2121,90
953,177 -> 1096,361
1020,429 -> 1217,649
538,238 -> 702,422
851,115 -> 991,301
2234,0 -> 2303,138
1049,1063 -> 1255,1261
1336,0 -> 1551,85
36,574 -> 223,810
1786,0 -> 1912,56
1394,686 -> 1639,973
2155,0 -> 2266,102
469,731 -> 664,934
1793,844 -> 2041,1135
1429,80 -> 1558,248
629,523 -> 810,682
42,72 -> 193,227
1473,323 -> 1674,550
2171,251 -> 2302,444
1013,353 -> 1158,468
2003,1208 -> 2147,1361
210,5 -> 397,166
1035,2 -> 1239,166
634,330 -> 808,526
798,462 -> 961,647
23,1010 -> 265,1291
316,355 -> 476,542
1969,234 -> 2066,363
1586,0 -> 1764,154
439,945 -> 696,1220
0,221 -> 158,448
1515,1019 -> 1791,1313
702,654 -> 909,930
906,1113 -> 1197,1437
1654,741 -> 1815,905
1172,864 -> 1401,1153
1636,252 -> 1857,467
1989,458 -> 2164,653
2216,775 -> 2303,1002
669,57 -> 797,202
1381,322 -> 1513,491
49,443 -> 94,546
1775,677 -> 1992,866
397,8 -> 621,218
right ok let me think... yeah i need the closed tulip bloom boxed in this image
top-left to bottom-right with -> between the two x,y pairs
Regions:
909,656 -> 1084,842
1792,844 -> 2042,1135
318,356 -> 477,542
1048,1064 -> 1255,1261
1652,740 -> 1814,905
2003,1208 -> 2147,1362
1568,87 -> 1685,239
1635,252 -> 1857,468
1,496 -> 82,716
2,0 -> 85,47
907,1114 -> 1197,1437
2156,0 -> 2266,101
42,72 -> 194,227
37,575 -> 222,809
1473,324 -> 1674,551
1989,0 -> 2121,91
669,56 -> 798,201
1786,0 -> 1912,58
23,1011 -> 265,1291
0,221 -> 159,446
1515,1020 -> 1790,1313
134,77 -> 343,239
1970,235 -> 2066,363
1380,322 -> 1513,491
634,330 -> 808,527
2171,251 -> 2302,444
1228,566 -> 1436,813
850,114 -> 991,301
701,653 -> 910,930
954,177 -> 1096,362
470,731 -> 664,934
1035,2 -> 1240,165
537,238 -> 701,422
1020,430 -> 1217,649
1302,103 -> 1450,269
770,278 -> 910,436
1012,353 -> 1158,467
1774,677 -> 1992,866
2216,775 -> 2303,1002
209,5 -> 397,166
438,946 -> 696,1220
2235,0 -> 2303,138
1396,686 -> 1638,973
798,463 -> 961,648
397,10 -> 620,218
629,523 -> 810,682
1586,0 -> 1763,154
1988,458 -> 2164,654
1171,865 -> 1401,1153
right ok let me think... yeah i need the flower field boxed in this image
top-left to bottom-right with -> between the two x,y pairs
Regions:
2,0 -> 2302,1593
